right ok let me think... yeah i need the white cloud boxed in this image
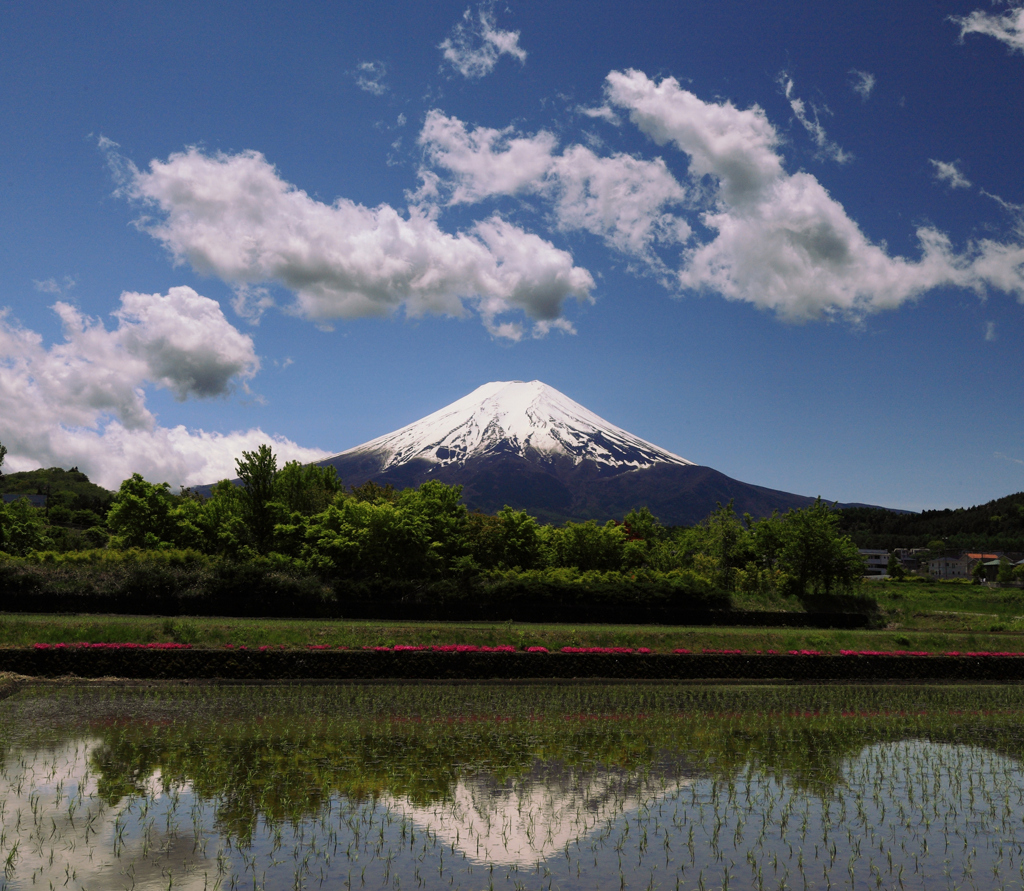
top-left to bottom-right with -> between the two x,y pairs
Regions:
354,60 -> 388,95
115,145 -> 593,339
985,320 -> 997,340
439,2 -> 527,79
849,69 -> 876,100
419,111 -> 557,203
951,3 -> 1024,53
930,158 -> 972,189
0,289 -> 321,489
114,286 -> 260,399
418,111 -> 690,266
967,233 -> 1024,297
779,73 -> 852,164
606,72 -> 784,207
550,147 -> 691,260
604,68 -> 1024,320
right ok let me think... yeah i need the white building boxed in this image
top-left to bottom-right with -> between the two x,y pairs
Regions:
859,549 -> 889,577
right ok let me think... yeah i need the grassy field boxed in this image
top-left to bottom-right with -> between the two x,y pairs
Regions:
870,577 -> 1024,631
1,578 -> 1022,654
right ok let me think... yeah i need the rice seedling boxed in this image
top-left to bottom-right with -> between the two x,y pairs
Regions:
3,684 -> 1024,888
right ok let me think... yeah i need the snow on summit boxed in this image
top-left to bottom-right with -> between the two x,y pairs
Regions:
334,381 -> 694,471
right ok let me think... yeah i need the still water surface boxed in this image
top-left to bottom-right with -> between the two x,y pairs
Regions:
2,683 -> 1024,890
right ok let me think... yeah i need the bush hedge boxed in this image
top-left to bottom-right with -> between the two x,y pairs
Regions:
0,552 -> 876,626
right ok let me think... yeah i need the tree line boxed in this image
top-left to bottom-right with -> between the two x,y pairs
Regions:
0,443 -> 867,608
839,495 -> 1024,553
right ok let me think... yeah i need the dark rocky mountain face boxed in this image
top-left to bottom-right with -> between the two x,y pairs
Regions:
319,448 -> 817,526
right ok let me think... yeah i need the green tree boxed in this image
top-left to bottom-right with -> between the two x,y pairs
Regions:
749,512 -> 785,570
552,520 -> 626,572
236,444 -> 278,554
304,498 -> 430,583
349,480 -> 398,504
623,507 -> 664,542
997,556 -> 1015,587
0,440 -> 7,476
0,496 -> 51,555
201,480 -> 249,557
776,499 -> 865,597
468,506 -> 543,571
887,551 -> 906,580
106,474 -> 176,549
398,481 -> 469,577
685,503 -> 752,591
274,462 -> 342,516
495,505 -> 542,570
972,559 -> 986,585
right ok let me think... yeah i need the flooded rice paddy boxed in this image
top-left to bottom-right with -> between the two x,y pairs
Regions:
3,684 -> 1024,890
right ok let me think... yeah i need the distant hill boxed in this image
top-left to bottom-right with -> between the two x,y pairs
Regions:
0,467 -> 114,512
839,492 -> 1024,551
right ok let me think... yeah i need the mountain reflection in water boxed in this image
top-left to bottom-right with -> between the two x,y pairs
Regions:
382,761 -> 692,865
0,740 -> 217,891
6,684 -> 1024,889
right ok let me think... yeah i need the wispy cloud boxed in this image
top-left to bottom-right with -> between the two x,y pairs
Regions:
440,2 -> 527,79
778,74 -> 853,164
354,60 -> 388,96
33,276 -> 76,296
995,451 -> 1024,465
951,2 -> 1024,53
849,69 -> 876,100
985,320 -> 997,341
929,158 -> 972,189
577,105 -> 621,126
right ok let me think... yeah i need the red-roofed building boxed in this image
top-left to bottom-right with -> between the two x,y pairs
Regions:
959,553 -> 1001,577
927,552 -> 1001,579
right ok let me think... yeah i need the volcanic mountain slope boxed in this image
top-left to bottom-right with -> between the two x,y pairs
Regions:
319,381 -> 819,525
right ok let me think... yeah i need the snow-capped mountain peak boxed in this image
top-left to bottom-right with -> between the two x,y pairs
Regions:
332,380 -> 694,472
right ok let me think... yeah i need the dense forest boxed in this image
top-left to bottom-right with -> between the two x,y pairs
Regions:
0,443 -> 870,614
838,493 -> 1024,553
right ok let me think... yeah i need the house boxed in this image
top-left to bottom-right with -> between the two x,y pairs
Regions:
958,553 -> 1002,578
894,548 -> 922,572
859,549 -> 889,577
929,556 -> 967,579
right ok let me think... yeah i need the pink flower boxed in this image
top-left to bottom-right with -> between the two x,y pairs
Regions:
561,646 -> 635,654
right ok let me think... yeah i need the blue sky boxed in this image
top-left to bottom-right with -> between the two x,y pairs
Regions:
1,0 -> 1022,511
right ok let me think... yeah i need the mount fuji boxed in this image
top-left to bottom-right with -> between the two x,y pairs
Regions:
319,381 -> 820,525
